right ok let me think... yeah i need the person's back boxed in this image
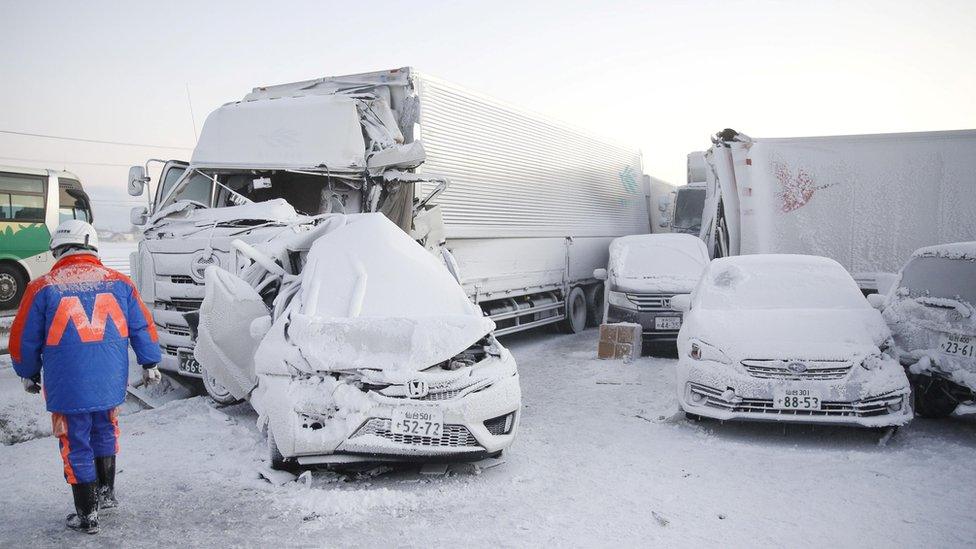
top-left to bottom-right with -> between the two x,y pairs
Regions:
10,219 -> 161,534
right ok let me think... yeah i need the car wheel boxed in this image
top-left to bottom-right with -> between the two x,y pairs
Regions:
0,263 -> 27,310
559,287 -> 588,334
912,376 -> 958,418
202,368 -> 243,406
584,283 -> 604,328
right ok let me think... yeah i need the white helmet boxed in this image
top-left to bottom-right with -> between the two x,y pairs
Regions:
50,219 -> 99,254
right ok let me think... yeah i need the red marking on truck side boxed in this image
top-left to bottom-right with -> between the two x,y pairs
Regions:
773,162 -> 833,212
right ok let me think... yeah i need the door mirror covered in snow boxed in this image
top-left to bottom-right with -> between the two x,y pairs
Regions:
128,165 -> 148,196
670,294 -> 691,312
593,268 -> 608,281
866,293 -> 886,310
130,206 -> 148,226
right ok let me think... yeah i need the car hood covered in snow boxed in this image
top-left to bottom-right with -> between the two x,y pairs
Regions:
263,213 -> 494,375
691,308 -> 890,360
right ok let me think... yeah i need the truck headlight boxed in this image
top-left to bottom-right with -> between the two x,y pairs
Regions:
689,340 -> 732,365
607,291 -> 636,310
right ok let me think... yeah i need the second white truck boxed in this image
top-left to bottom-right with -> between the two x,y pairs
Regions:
697,128 -> 976,291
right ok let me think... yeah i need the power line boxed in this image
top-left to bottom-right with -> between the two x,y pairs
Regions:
0,155 -> 136,168
0,129 -> 193,150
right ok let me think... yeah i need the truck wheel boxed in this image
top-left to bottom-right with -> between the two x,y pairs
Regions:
559,287 -> 588,334
584,283 -> 604,328
0,263 -> 27,310
202,368 -> 243,406
912,376 -> 957,418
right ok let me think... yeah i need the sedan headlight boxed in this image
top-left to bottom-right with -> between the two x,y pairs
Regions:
689,340 -> 732,365
861,353 -> 884,370
607,290 -> 637,310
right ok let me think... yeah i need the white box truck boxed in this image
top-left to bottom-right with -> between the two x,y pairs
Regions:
126,67 -> 649,395
698,128 -> 976,291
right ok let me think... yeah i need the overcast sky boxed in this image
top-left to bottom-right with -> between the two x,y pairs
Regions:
1,0 -> 974,229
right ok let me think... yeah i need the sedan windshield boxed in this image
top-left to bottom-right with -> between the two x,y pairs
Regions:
899,256 -> 976,306
697,261 -> 868,310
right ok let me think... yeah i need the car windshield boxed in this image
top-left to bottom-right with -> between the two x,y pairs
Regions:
697,260 -> 869,310
899,256 -> 976,306
672,187 -> 705,232
615,242 -> 707,279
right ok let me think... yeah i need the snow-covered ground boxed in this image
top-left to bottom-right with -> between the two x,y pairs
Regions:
1,329 -> 975,547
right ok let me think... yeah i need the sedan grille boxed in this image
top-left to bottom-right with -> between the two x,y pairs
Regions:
625,293 -> 675,312
351,418 -> 479,447
689,383 -> 902,418
741,359 -> 852,380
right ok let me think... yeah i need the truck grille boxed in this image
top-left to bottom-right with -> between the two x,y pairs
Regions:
351,418 -> 479,447
169,275 -> 200,285
625,293 -> 675,312
157,298 -> 203,312
741,359 -> 852,380
164,323 -> 192,337
689,383 -> 901,418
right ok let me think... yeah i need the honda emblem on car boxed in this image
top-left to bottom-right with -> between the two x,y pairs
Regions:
406,380 -> 430,398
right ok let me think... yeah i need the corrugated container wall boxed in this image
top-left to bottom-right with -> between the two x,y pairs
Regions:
414,74 -> 649,239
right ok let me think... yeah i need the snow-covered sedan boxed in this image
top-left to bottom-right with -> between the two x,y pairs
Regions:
875,242 -> 976,418
194,213 -> 521,468
670,254 -> 911,427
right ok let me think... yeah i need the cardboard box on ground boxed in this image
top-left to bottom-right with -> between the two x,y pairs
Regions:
597,323 -> 642,362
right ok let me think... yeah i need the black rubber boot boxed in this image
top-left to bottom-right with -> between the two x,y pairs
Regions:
65,482 -> 99,534
95,456 -> 118,510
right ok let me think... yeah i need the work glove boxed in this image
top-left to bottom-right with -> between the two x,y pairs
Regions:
142,365 -> 162,385
22,375 -> 41,394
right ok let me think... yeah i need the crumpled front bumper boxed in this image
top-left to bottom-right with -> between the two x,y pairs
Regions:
676,359 -> 912,427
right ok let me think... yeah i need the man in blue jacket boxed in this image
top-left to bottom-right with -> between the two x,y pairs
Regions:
11,219 -> 162,534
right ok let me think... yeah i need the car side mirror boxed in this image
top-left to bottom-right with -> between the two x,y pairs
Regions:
593,268 -> 608,281
128,166 -> 149,196
670,294 -> 691,312
866,293 -> 885,310
130,206 -> 148,226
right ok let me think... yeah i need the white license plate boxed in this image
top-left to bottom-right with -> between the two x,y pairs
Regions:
391,408 -> 443,438
177,350 -> 202,375
773,388 -> 823,410
655,316 -> 682,330
938,333 -> 975,359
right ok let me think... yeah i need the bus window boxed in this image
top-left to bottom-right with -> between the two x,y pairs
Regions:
59,186 -> 93,223
0,172 -> 46,221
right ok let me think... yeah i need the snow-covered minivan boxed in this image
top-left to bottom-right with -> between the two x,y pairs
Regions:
594,234 -> 709,346
195,212 -> 522,468
671,254 -> 912,427
873,242 -> 976,418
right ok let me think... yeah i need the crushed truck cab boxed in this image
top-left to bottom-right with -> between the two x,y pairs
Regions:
194,213 -> 521,465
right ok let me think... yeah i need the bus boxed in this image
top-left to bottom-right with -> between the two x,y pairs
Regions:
0,165 -> 93,309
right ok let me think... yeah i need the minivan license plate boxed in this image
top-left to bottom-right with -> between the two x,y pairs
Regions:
391,408 -> 443,438
773,388 -> 822,410
655,316 -> 682,330
939,333 -> 974,360
177,350 -> 202,375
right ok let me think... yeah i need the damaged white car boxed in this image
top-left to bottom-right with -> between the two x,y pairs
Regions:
193,213 -> 521,467
671,255 -> 912,427
876,242 -> 976,418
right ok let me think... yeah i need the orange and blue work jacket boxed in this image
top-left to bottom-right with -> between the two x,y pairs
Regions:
10,253 -> 161,413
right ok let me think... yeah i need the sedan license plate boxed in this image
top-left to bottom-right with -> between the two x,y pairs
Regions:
177,350 -> 202,375
655,316 -> 682,330
938,333 -> 974,360
773,388 -> 823,410
391,408 -> 443,438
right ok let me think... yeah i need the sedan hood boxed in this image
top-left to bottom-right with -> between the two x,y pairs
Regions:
693,308 -> 889,361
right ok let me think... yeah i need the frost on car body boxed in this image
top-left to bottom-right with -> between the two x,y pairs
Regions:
881,242 -> 976,417
194,213 -> 521,466
672,254 -> 911,427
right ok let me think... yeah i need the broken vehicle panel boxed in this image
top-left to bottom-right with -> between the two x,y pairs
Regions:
194,213 -> 521,465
